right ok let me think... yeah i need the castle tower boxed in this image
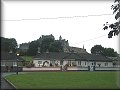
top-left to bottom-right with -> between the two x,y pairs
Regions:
83,44 -> 84,49
59,35 -> 62,40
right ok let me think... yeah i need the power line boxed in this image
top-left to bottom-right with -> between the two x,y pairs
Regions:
1,13 -> 113,22
72,34 -> 107,46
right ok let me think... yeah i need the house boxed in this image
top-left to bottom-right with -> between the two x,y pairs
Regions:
33,52 -> 119,71
107,56 -> 120,67
1,52 -> 24,72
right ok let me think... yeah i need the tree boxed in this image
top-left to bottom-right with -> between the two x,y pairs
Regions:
91,45 -> 118,57
49,41 -> 63,52
40,37 -> 55,53
103,0 -> 120,38
1,37 -> 18,53
18,34 -> 65,55
91,45 -> 104,54
103,48 -> 118,57
9,38 -> 18,53
27,40 -> 39,56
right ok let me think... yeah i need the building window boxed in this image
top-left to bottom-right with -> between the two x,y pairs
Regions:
13,62 -> 17,66
105,62 -> 108,66
1,62 -> 5,66
38,61 -> 42,64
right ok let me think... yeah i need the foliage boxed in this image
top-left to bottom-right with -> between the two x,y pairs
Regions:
1,37 -> 18,53
91,45 -> 118,57
18,43 -> 29,56
91,45 -> 104,54
49,41 -> 63,52
5,72 -> 119,89
25,35 -> 64,55
103,48 -> 118,57
18,51 -> 26,56
40,37 -> 55,53
103,0 -> 120,38
23,60 -> 34,67
21,56 -> 33,61
27,40 -> 39,56
21,56 -> 33,66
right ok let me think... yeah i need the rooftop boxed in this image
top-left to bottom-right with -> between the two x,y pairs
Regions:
1,52 -> 24,61
34,52 -> 112,61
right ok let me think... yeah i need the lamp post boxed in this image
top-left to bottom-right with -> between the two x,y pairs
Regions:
16,53 -> 19,75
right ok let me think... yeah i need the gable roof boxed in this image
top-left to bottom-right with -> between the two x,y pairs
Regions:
63,53 -> 85,60
68,46 -> 87,53
34,52 -> 112,61
34,52 -> 67,60
78,53 -> 112,61
1,52 -> 24,61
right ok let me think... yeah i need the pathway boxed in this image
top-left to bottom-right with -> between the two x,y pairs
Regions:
1,72 -> 16,90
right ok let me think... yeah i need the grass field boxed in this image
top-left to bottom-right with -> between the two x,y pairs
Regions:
5,71 -> 120,89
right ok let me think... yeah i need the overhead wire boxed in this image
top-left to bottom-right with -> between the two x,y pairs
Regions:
1,13 -> 111,46
71,34 -> 107,46
1,13 -> 113,21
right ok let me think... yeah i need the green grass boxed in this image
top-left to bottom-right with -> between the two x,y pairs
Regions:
5,71 -> 120,89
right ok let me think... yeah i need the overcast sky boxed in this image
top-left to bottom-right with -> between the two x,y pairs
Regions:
2,0 -> 119,54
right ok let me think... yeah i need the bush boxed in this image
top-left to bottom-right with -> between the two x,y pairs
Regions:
25,61 -> 34,68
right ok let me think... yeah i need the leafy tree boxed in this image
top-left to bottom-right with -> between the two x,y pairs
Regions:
18,50 -> 26,56
91,45 -> 118,57
27,40 -> 39,56
40,37 -> 55,53
1,37 -> 9,52
1,37 -> 18,53
103,48 -> 118,57
18,34 -> 64,55
9,38 -> 18,53
103,0 -> 120,38
49,41 -> 63,52
91,45 -> 104,54
22,60 -> 34,68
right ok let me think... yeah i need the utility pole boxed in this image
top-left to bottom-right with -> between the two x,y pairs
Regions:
16,53 -> 19,75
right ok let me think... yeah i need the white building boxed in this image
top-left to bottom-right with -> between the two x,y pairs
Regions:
32,52 -> 119,71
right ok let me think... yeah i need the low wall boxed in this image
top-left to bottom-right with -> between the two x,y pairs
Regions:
67,67 -> 88,71
23,67 -> 61,71
95,67 -> 120,71
23,66 -> 120,72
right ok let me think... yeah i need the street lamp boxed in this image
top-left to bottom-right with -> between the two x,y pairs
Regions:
16,53 -> 19,75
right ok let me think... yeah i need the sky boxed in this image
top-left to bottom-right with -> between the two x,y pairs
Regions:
2,0 -> 120,54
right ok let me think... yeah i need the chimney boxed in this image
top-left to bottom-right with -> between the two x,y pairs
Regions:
59,35 -> 62,40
